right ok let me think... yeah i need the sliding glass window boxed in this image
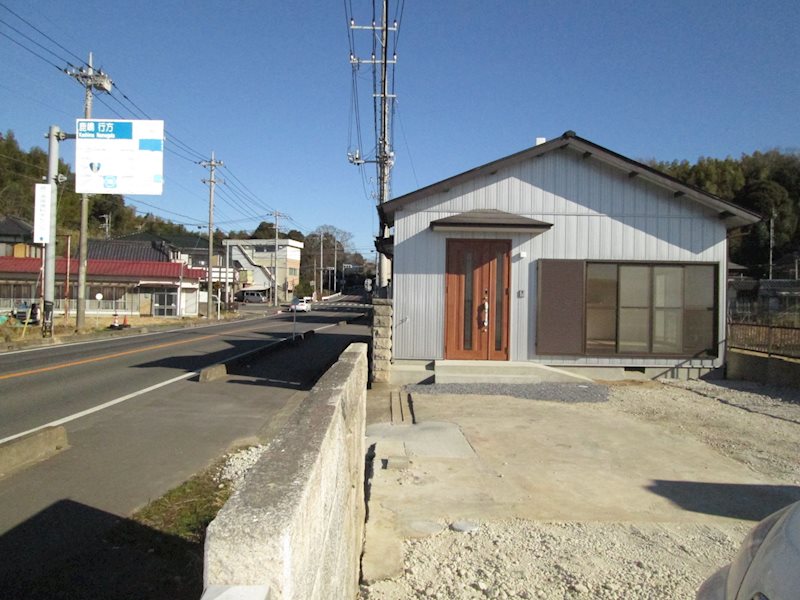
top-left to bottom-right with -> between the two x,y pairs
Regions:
585,264 -> 617,354
584,263 -> 716,357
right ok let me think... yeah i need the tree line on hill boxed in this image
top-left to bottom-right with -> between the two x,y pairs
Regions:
649,150 -> 800,277
6,128 -> 796,279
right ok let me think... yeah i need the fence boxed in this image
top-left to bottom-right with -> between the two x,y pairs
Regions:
728,322 -> 800,359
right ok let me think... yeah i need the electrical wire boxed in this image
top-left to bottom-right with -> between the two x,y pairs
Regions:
126,198 -> 205,225
394,102 -> 419,188
0,2 -> 85,67
0,29 -> 63,71
0,16 -> 76,69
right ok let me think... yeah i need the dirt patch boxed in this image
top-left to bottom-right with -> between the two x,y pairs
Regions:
610,380 -> 800,485
361,380 -> 800,599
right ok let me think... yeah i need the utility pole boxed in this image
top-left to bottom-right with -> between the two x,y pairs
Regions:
333,233 -> 338,293
769,210 -> 775,280
67,52 -> 112,330
100,214 -> 110,239
201,151 -> 223,318
319,233 -> 324,301
272,210 -> 287,307
349,0 -> 397,291
43,125 -> 67,337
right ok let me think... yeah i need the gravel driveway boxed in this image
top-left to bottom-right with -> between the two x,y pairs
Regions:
361,379 -> 800,599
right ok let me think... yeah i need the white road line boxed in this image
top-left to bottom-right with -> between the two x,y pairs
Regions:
0,371 -> 197,445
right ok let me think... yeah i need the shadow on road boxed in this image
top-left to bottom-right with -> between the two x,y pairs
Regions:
0,499 -> 202,600
647,480 -> 800,521
225,327 -> 371,390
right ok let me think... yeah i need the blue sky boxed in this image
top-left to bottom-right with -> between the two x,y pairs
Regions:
2,1 -> 798,256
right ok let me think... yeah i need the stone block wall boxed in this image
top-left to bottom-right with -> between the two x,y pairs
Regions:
203,343 -> 368,600
372,299 -> 393,383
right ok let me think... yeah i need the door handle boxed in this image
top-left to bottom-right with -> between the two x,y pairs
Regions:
483,300 -> 489,329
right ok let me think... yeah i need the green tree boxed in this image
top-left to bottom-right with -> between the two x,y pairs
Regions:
732,180 -> 796,276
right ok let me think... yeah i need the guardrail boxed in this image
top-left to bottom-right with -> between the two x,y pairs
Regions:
728,322 -> 800,359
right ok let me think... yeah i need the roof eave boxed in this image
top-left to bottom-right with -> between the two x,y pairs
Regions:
379,131 -> 762,230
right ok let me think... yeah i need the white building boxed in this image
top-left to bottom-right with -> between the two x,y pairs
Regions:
223,238 -> 303,302
379,131 -> 760,378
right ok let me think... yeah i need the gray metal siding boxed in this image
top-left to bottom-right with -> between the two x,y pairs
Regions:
393,148 -> 728,366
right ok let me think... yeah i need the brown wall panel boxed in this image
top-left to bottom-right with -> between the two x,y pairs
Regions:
537,259 -> 585,355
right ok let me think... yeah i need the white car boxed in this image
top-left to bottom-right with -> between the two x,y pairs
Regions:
697,500 -> 800,600
287,298 -> 311,312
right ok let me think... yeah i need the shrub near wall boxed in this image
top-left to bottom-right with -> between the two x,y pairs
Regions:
203,343 -> 368,599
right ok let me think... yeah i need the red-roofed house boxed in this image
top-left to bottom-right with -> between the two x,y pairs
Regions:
0,256 -> 206,317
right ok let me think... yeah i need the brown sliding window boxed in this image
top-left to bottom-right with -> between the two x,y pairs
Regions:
538,260 -> 718,357
590,263 -> 716,356
585,264 -> 617,354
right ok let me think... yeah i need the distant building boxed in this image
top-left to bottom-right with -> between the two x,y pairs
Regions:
223,238 -> 303,302
0,256 -> 205,317
0,215 -> 40,258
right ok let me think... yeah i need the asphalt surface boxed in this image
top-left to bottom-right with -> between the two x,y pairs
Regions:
0,298 -> 370,594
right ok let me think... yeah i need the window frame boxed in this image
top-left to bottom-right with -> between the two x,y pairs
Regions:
584,261 -> 719,358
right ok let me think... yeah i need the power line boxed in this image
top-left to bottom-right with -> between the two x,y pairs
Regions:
3,6 -> 304,248
126,199 -> 205,224
0,29 -> 63,71
0,2 -> 85,66
0,16 -> 76,68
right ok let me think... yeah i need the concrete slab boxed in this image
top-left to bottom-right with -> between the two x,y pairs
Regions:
362,390 -> 792,579
0,426 -> 68,478
367,421 -> 476,459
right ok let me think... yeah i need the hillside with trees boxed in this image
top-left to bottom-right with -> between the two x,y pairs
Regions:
6,129 -> 797,278
650,149 -> 800,277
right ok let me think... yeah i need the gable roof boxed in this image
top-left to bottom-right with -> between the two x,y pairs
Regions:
0,215 -> 33,240
379,130 -> 761,230
87,239 -> 173,262
0,257 -> 205,280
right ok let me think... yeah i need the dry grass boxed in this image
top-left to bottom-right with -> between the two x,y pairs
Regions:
1,313 -> 241,344
131,458 -> 232,543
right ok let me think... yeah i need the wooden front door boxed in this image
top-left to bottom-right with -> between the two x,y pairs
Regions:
445,239 -> 510,360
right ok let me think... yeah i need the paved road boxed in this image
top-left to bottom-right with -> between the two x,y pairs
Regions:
0,297 -> 370,593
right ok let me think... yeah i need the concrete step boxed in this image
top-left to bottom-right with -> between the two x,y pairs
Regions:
434,360 -> 593,384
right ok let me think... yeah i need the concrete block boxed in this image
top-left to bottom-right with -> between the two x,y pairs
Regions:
372,336 -> 392,350
201,585 -> 270,600
372,325 -> 391,338
361,502 -> 403,585
372,304 -> 393,317
0,426 -> 68,477
372,370 -> 390,383
373,315 -> 392,328
372,348 -> 392,361
204,344 -> 367,600
383,456 -> 410,470
199,363 -> 228,383
372,298 -> 393,307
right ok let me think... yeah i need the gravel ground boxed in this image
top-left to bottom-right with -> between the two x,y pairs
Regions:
361,520 -> 748,600
405,383 -> 608,403
215,445 -> 267,489
361,379 -> 800,599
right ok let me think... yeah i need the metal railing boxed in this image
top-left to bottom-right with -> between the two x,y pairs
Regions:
728,322 -> 800,358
